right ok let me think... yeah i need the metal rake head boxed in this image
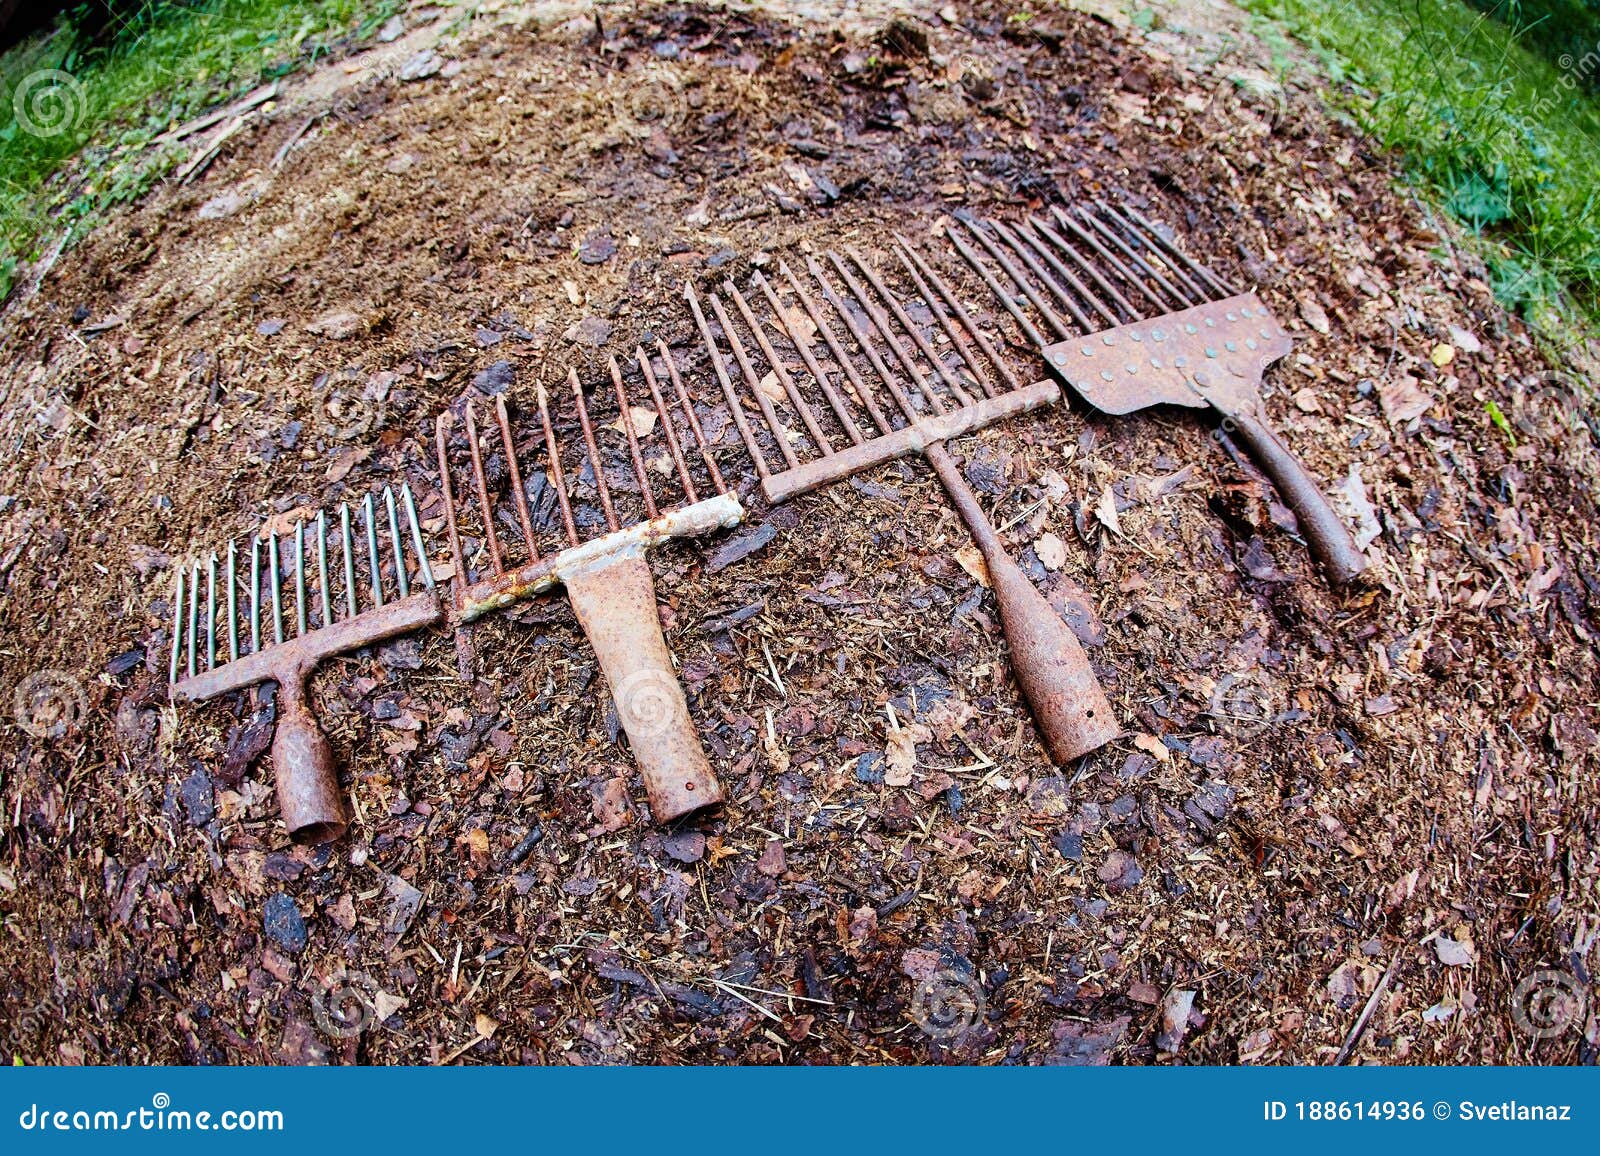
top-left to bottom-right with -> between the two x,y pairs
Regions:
685,241 -> 1059,502
168,482 -> 443,843
434,345 -> 738,619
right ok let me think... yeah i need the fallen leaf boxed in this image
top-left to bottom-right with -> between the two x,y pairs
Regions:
1430,342 -> 1455,367
1034,531 -> 1067,571
955,545 -> 990,587
1132,732 -> 1170,762
1378,374 -> 1433,425
1335,465 -> 1382,550
756,371 -> 787,404
1297,295 -> 1331,335
1434,935 -> 1475,967
757,839 -> 786,876
611,405 -> 658,436
1094,487 -> 1121,535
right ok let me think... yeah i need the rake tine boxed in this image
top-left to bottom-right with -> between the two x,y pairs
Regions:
947,226 -> 1048,349
226,539 -> 238,663
570,367 -> 621,533
205,552 -> 217,670
294,521 -> 307,636
1048,205 -> 1167,314
169,567 -> 184,684
363,493 -> 383,609
725,279 -> 836,455
753,271 -> 867,444
464,404 -> 504,576
187,562 -> 200,676
493,395 -> 539,560
657,339 -> 727,495
1075,204 -> 1195,308
807,255 -> 922,425
1111,201 -> 1236,298
960,218 -> 1072,340
1028,214 -> 1141,321
988,219 -> 1096,333
637,345 -> 700,502
686,283 -> 773,480
778,261 -> 895,436
316,512 -> 331,628
608,354 -> 661,520
434,415 -> 468,598
268,534 -> 284,646
401,483 -> 436,591
385,486 -> 409,599
825,249 -> 951,416
708,290 -> 803,469
891,235 -> 1005,398
1011,217 -> 1122,328
535,383 -> 581,547
844,246 -> 976,407
1095,200 -> 1211,303
249,537 -> 261,654
340,504 -> 357,619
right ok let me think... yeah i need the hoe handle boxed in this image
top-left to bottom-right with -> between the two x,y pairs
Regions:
926,442 -> 1121,763
271,667 -> 350,844
1225,406 -> 1368,585
565,551 -> 725,823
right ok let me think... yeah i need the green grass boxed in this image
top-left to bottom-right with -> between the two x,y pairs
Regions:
1235,0 -> 1600,347
0,0 -> 401,302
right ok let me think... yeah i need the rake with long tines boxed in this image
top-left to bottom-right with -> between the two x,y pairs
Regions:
945,201 -> 1368,584
434,347 -> 742,825
686,246 -> 1121,765
168,483 -> 443,843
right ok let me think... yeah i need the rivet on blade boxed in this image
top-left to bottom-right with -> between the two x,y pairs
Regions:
1204,317 -> 1216,327
1225,340 -> 1238,352
1130,331 -> 1143,343
1206,347 -> 1218,358
1152,329 -> 1166,341
1246,338 -> 1258,350
1052,351 -> 1068,366
1081,346 -> 1093,356
1260,328 -> 1272,338
1102,333 -> 1116,346
1100,370 -> 1114,382
1226,312 -> 1238,321
1184,324 -> 1197,334
1175,356 -> 1188,368
1125,363 -> 1137,374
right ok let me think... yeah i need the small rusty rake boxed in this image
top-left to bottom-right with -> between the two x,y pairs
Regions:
945,200 -> 1367,584
434,347 -> 742,825
168,484 -> 442,843
685,244 -> 1121,765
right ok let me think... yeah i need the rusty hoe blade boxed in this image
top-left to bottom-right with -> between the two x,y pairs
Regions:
949,201 -> 1367,584
690,246 -> 1120,764
168,484 -> 444,844
434,361 -> 742,824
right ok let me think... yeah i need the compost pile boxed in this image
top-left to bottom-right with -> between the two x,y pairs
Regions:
0,0 -> 1595,1065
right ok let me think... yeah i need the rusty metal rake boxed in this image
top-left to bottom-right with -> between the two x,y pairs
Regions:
434,348 -> 742,825
168,484 -> 442,843
945,200 -> 1367,584
685,245 -> 1121,765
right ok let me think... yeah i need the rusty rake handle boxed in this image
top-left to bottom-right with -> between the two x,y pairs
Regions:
925,443 -> 1121,762
1222,406 -> 1368,584
563,551 -> 725,823
271,662 -> 349,844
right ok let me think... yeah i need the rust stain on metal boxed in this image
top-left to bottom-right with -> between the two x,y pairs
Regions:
436,348 -> 741,825
690,244 -> 1121,763
950,200 -> 1368,584
168,485 -> 442,843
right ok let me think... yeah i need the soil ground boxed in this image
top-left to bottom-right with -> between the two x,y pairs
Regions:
1,0 -> 1596,1065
